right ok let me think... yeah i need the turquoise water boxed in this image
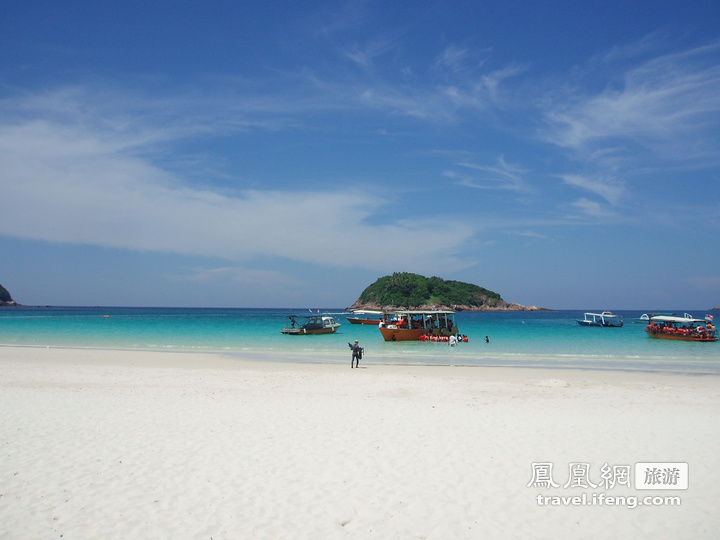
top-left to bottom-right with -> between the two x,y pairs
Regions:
1,307 -> 718,374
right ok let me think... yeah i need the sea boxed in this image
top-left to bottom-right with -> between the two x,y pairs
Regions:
1,306 -> 718,374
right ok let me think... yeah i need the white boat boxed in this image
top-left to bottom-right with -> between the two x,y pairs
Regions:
645,315 -> 717,342
281,315 -> 340,335
577,311 -> 624,327
346,310 -> 386,325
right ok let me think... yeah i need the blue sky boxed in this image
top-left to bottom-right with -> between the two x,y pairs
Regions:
1,0 -> 719,309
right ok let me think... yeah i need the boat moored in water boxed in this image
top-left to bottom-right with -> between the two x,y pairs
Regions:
378,309 -> 459,341
281,315 -> 340,335
346,310 -> 386,325
577,311 -> 624,327
645,315 -> 717,342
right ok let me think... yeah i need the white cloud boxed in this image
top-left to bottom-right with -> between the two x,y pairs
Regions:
541,40 -> 720,164
506,231 -> 547,240
480,64 -> 528,101
561,175 -> 625,205
344,38 -> 394,70
350,42 -> 524,121
570,198 -> 610,218
0,112 -> 476,276
436,45 -> 472,73
447,156 -> 529,192
166,266 -> 310,301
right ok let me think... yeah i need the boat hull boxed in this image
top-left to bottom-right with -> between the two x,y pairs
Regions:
577,320 -> 623,327
645,328 -> 717,342
379,327 -> 429,341
347,317 -> 380,325
282,325 -> 339,335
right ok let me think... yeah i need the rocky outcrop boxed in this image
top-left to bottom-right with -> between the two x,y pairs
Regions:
0,283 -> 19,306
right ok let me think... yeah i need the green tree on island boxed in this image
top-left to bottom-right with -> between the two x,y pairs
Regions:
354,272 -> 508,310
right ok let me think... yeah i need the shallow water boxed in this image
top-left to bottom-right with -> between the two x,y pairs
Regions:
1,307 -> 717,374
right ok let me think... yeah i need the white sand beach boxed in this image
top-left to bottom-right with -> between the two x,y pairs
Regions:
1,346 -> 718,539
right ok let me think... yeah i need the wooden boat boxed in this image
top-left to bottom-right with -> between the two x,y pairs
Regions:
645,315 -> 717,342
378,309 -> 458,341
346,310 -> 386,325
577,311 -> 623,327
281,315 -> 340,335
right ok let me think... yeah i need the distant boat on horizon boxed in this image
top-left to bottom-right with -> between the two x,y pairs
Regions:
577,311 -> 624,327
346,310 -> 386,325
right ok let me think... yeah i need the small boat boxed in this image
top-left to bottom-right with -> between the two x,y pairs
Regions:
281,315 -> 340,335
378,309 -> 459,341
346,310 -> 386,325
645,315 -> 717,342
577,311 -> 624,327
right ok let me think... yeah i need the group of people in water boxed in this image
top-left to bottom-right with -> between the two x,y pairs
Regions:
419,333 -> 468,343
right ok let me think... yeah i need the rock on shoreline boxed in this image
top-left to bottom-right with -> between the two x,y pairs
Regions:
0,283 -> 19,306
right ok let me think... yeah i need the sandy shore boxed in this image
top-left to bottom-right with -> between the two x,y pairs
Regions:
1,346 -> 718,539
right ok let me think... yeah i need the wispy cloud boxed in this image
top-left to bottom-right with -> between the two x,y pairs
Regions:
560,174 -> 625,205
540,40 -> 720,166
480,64 -> 528,102
505,230 -> 547,240
445,156 -> 529,191
0,88 -> 477,276
435,45 -> 477,73
569,197 -> 613,218
343,38 -> 395,71
328,40 -> 523,121
166,266 -> 309,301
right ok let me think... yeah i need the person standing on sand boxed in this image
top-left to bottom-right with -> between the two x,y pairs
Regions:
349,339 -> 362,368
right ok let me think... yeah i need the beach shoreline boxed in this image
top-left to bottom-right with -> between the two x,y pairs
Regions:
1,346 -> 718,538
2,342 -> 717,377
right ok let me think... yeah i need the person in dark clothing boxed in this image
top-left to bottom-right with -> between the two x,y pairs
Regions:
349,340 -> 363,368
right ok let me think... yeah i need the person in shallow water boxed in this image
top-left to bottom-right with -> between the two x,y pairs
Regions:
348,340 -> 363,368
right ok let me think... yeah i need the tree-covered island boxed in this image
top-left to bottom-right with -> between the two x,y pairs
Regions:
349,272 -> 548,311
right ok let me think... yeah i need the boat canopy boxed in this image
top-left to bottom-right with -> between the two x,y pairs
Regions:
649,315 -> 708,324
383,310 -> 456,329
385,309 -> 456,315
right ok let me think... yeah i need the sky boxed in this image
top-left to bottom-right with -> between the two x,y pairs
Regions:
1,0 -> 719,310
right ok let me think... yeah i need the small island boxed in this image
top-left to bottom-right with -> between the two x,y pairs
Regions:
0,283 -> 19,307
349,272 -> 548,311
